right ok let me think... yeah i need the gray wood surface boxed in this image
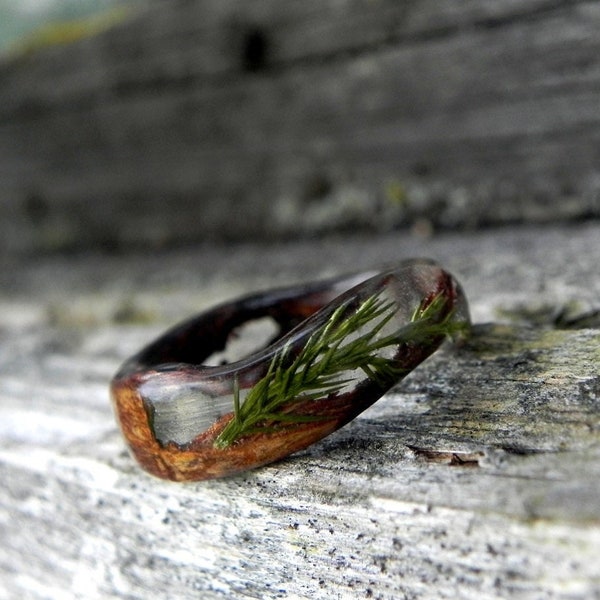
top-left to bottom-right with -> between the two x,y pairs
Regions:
1,0 -> 600,253
1,223 -> 599,599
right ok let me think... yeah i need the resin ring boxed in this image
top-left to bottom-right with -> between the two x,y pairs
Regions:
111,259 -> 470,481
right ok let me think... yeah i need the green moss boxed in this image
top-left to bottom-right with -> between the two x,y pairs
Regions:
112,300 -> 157,325
496,303 -> 559,328
384,180 -> 408,208
496,300 -> 600,329
469,323 -> 600,385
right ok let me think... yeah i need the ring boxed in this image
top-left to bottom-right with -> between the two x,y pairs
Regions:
111,259 -> 470,481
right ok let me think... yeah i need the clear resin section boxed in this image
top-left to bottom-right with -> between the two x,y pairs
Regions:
140,382 -> 234,446
213,285 -> 466,449
138,263 -> 469,449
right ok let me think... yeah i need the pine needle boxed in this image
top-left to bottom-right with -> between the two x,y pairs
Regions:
213,290 -> 463,449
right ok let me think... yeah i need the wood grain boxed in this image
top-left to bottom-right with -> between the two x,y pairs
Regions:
1,224 -> 598,598
1,0 -> 599,253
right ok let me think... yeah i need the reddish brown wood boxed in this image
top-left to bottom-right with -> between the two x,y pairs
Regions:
110,261 -> 469,481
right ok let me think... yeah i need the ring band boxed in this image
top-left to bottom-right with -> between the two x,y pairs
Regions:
111,259 -> 470,481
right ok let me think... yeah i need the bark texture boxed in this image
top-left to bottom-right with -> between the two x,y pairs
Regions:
1,224 -> 599,599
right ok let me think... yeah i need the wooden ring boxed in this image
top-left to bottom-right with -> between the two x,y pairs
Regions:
111,259 -> 470,481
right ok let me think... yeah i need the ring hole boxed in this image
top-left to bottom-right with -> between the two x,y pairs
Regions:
204,317 -> 280,366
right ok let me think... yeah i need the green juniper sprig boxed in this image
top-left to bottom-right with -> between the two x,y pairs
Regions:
213,290 -> 463,449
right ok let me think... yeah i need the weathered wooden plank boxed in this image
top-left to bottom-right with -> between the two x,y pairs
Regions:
1,1 -> 599,253
0,224 -> 599,598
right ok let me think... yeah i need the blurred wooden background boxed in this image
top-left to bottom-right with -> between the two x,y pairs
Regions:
1,0 -> 599,254
1,2 -> 599,599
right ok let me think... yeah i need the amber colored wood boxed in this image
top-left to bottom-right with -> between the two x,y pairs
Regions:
110,378 -> 342,481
